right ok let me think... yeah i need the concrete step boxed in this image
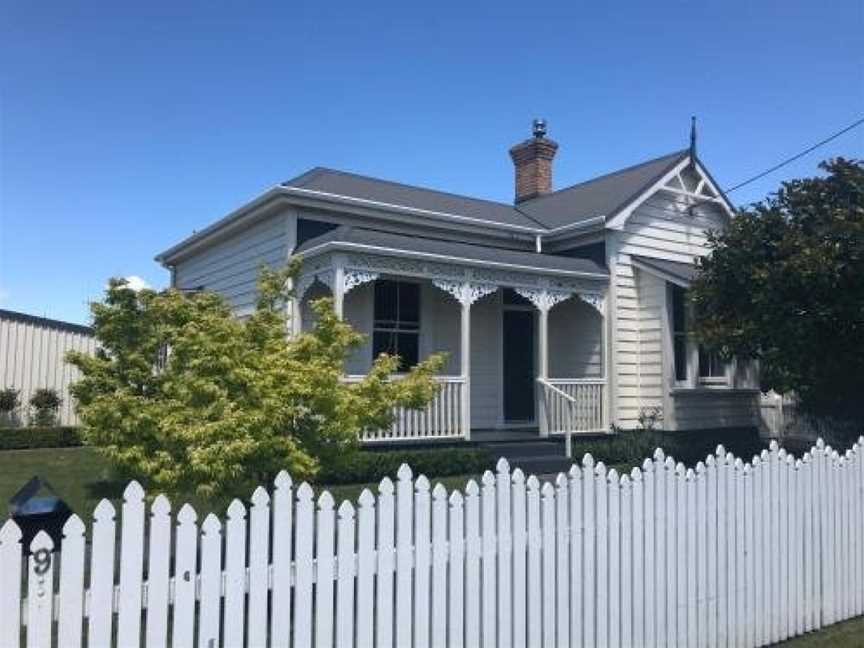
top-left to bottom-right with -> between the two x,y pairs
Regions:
480,441 -> 566,460
504,455 -> 575,477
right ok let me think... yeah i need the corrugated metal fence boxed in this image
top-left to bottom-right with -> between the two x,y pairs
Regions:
1,438 -> 863,647
0,309 -> 95,426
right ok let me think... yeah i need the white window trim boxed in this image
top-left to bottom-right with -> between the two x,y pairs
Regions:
669,283 -> 732,390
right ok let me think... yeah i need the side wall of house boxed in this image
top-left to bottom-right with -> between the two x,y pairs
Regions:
0,314 -> 97,426
609,190 -> 759,430
173,212 -> 292,317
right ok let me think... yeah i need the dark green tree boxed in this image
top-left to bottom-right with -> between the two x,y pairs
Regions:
690,158 -> 864,421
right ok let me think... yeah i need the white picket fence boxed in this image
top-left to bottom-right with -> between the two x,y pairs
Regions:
1,437 -> 864,648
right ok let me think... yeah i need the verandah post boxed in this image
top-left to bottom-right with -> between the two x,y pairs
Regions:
537,304 -> 550,437
461,297 -> 471,440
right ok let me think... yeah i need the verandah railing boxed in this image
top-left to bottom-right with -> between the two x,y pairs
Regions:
343,375 -> 467,442
539,378 -> 606,454
2,439 -> 864,647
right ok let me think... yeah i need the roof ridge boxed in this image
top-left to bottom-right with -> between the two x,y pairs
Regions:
521,149 -> 688,206
283,166 -> 516,210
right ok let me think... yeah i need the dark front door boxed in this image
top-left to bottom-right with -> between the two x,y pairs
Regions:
503,310 -> 535,422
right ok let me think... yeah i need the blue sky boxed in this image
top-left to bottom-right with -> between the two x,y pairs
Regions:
1,1 -> 862,324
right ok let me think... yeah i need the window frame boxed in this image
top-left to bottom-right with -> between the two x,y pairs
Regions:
372,279 -> 421,373
667,282 -> 731,389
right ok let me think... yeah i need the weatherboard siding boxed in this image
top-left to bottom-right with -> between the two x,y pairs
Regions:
610,190 -> 757,430
173,213 -> 291,316
548,297 -> 604,379
0,313 -> 96,426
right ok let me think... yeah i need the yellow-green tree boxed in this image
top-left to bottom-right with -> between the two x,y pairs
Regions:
68,264 -> 443,502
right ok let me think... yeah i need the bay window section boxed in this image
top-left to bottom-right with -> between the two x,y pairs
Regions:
372,279 -> 420,372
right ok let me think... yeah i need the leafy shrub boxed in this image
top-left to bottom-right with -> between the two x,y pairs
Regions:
0,388 -> 21,427
569,427 -> 766,469
316,447 -> 493,485
0,427 -> 83,450
67,267 -> 445,502
0,388 -> 19,414
29,388 -> 62,427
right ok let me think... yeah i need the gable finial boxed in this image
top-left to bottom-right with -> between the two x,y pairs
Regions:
689,115 -> 697,160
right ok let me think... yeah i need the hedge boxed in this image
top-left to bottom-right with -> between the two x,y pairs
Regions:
0,427 -> 84,450
317,447 -> 494,485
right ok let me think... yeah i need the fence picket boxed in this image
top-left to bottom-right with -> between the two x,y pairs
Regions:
336,500 -> 356,648
608,469 -> 621,648
396,464 -> 414,648
465,479 -> 481,648
57,515 -> 85,648
89,499 -> 117,648
568,465 -> 583,648
643,457 -> 656,648
315,491 -> 336,648
357,489 -> 376,648
448,490 -> 465,648
431,483 -> 449,648
272,471 -> 294,648
224,499 -> 247,647
540,481 -> 556,648
596,461 -> 609,648
376,478 -> 396,648
118,481 -> 145,648
0,438 -> 862,648
416,475 -> 432,648
632,466 -> 646,648
621,474 -> 633,648
294,484 -> 315,648
198,514 -> 222,648
0,520 -> 22,647
27,531 -> 54,648
512,469 -> 527,648
582,454 -> 597,648
480,471 -> 497,648
496,459 -> 513,648
554,473 -> 570,648
145,496 -> 171,648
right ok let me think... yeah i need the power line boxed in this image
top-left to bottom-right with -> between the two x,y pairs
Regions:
723,116 -> 864,194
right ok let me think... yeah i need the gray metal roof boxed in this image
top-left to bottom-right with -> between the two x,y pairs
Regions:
517,150 -> 689,229
295,226 -> 608,277
283,151 -> 688,232
158,149 -> 695,265
631,255 -> 699,285
283,167 -> 544,230
0,308 -> 93,336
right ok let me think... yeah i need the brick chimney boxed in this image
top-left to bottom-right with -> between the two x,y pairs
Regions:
509,119 -> 559,203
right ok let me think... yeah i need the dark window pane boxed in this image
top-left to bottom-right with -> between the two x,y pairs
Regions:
672,285 -> 687,333
374,280 -> 398,323
674,336 -> 688,381
397,333 -> 419,370
503,288 -> 530,306
372,331 -> 397,358
399,282 -> 420,324
698,346 -> 725,378
296,219 -> 339,246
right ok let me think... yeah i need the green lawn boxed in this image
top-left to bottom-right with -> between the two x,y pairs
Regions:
0,447 -> 488,520
0,446 -> 119,518
777,617 -> 864,646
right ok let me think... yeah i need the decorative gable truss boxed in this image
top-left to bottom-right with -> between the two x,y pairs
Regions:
606,156 -> 736,230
